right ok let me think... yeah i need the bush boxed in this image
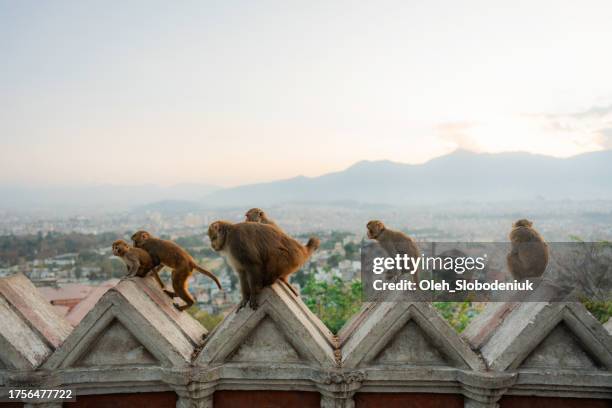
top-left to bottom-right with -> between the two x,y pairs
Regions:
187,307 -> 225,331
302,276 -> 362,334
433,301 -> 485,332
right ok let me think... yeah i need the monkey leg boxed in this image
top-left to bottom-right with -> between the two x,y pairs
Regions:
246,266 -> 264,310
163,269 -> 177,298
137,263 -> 161,276
172,269 -> 195,312
151,270 -> 165,289
237,270 -> 251,311
280,276 -> 298,297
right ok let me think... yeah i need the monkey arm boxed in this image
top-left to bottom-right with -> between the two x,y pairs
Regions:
124,253 -> 140,276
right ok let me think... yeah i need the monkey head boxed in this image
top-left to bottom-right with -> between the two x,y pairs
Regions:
131,230 -> 152,247
208,221 -> 229,251
366,220 -> 386,239
245,208 -> 265,222
112,240 -> 130,257
513,219 -> 533,228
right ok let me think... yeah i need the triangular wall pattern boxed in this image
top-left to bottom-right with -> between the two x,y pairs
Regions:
341,301 -> 483,370
44,275 -> 206,370
196,282 -> 337,368
228,316 -> 302,364
74,319 -> 159,367
0,274 -> 72,370
519,322 -> 601,371
464,302 -> 612,372
373,320 -> 450,367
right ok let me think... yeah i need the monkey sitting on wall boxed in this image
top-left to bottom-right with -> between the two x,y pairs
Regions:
245,208 -> 279,229
366,220 -> 420,282
131,231 -> 222,311
111,240 -> 165,288
208,221 -> 319,310
507,219 -> 549,280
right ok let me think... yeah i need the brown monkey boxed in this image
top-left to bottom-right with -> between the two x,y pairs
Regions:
245,208 -> 279,228
245,208 -> 303,292
366,220 -> 420,281
208,221 -> 319,310
111,240 -> 165,288
507,219 -> 549,279
131,231 -> 222,311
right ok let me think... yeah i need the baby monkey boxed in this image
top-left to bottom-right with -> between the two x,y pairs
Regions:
245,208 -> 279,229
111,240 -> 165,288
131,231 -> 222,311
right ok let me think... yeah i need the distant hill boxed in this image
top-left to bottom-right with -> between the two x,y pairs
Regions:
204,150 -> 612,206
3,150 -> 611,212
0,183 -> 219,212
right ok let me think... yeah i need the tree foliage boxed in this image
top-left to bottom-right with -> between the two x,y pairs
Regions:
433,302 -> 485,332
0,231 -> 121,266
187,307 -> 225,331
301,275 -> 363,334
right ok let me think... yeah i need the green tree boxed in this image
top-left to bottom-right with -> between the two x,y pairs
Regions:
344,242 -> 359,259
327,254 -> 341,268
433,302 -> 486,332
301,276 -> 362,333
187,307 -> 224,331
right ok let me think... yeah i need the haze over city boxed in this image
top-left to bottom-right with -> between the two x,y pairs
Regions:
2,0 -> 612,188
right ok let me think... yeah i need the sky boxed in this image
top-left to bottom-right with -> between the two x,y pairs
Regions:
1,0 -> 612,187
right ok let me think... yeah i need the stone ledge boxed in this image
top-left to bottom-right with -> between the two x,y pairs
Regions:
0,274 -> 611,407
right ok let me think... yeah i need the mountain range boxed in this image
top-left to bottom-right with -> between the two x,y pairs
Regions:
0,183 -> 219,213
205,149 -> 612,206
1,150 -> 611,212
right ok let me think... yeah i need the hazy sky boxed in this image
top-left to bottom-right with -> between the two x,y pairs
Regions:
2,0 -> 612,187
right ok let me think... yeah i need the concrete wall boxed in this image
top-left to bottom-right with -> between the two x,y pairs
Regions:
0,274 -> 611,408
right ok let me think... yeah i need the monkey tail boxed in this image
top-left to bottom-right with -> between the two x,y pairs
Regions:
305,237 -> 320,256
194,265 -> 223,290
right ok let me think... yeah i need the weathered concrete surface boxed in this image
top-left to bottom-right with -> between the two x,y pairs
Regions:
44,274 -> 206,371
65,280 -> 118,326
337,301 -> 379,349
466,302 -> 612,372
462,302 -> 519,351
0,273 -> 72,369
195,282 -> 337,368
2,273 -> 611,407
341,300 -> 484,370
276,281 -> 337,351
605,318 -> 612,335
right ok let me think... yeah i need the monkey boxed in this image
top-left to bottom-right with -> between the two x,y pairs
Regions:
131,231 -> 222,311
245,208 -> 279,229
208,221 -> 319,310
245,208 -> 303,291
507,219 -> 549,280
366,220 -> 420,282
111,240 -> 165,288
